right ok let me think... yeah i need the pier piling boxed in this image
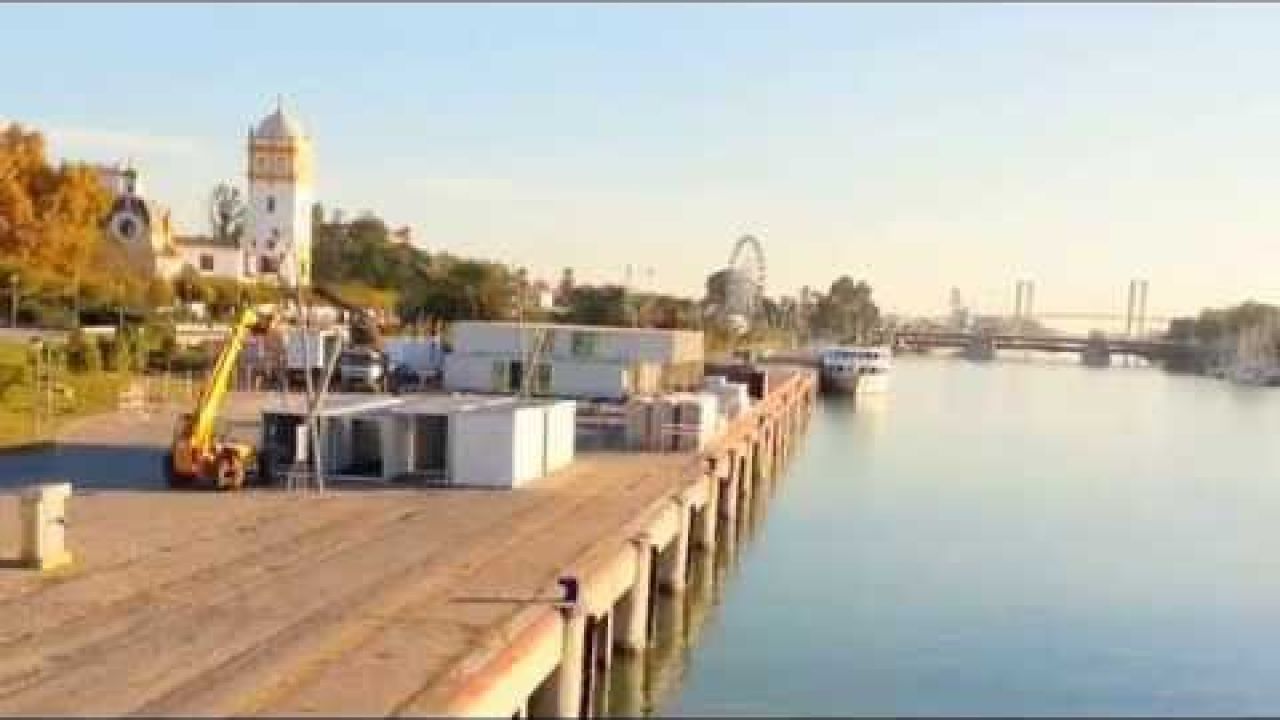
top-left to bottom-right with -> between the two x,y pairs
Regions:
614,537 -> 653,655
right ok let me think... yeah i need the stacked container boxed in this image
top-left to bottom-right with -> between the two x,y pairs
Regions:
703,375 -> 752,423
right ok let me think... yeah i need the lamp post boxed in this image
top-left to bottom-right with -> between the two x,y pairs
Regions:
8,274 -> 17,329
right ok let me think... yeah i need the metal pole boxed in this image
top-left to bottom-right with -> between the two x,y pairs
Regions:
1137,280 -> 1149,340
1014,281 -> 1024,328
46,346 -> 56,440
31,344 -> 41,439
1124,280 -> 1135,337
1124,279 -> 1137,367
9,276 -> 17,329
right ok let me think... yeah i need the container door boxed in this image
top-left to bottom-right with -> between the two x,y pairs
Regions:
509,361 -> 524,393
349,419 -> 382,476
411,415 -> 449,483
491,359 -> 509,392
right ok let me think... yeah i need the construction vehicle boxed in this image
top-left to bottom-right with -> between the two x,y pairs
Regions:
164,307 -> 263,490
312,284 -> 402,392
312,284 -> 384,350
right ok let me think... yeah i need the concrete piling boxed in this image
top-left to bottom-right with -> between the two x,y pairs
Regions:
553,606 -> 587,719
694,476 -> 718,552
614,537 -> 653,655
657,499 -> 690,594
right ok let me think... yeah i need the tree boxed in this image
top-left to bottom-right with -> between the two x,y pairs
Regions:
556,267 -> 575,307
811,275 -> 880,343
563,285 -> 629,327
1,122 -> 145,327
68,329 -> 101,373
174,265 -> 210,305
209,183 -> 246,246
204,277 -> 242,319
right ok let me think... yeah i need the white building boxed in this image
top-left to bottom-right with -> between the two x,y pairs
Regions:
167,236 -> 244,281
443,321 -> 704,401
245,100 -> 315,287
258,394 -> 576,489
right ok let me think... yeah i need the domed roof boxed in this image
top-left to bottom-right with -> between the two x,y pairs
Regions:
254,103 -> 306,141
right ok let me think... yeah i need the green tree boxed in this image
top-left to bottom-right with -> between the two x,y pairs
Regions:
812,276 -> 880,343
563,285 -> 629,326
209,183 -> 247,246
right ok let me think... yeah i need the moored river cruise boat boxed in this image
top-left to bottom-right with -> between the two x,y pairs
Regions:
818,345 -> 892,395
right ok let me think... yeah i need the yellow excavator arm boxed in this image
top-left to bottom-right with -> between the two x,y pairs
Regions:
188,307 -> 258,450
167,306 -> 260,489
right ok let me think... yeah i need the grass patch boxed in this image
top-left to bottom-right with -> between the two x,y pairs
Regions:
0,341 -> 134,448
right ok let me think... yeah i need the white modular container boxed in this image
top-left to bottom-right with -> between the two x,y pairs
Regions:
444,355 -> 631,401
703,375 -> 751,422
549,361 -> 629,400
284,328 -> 344,374
656,392 -> 720,452
442,353 -> 497,393
373,395 -> 577,489
447,399 -> 576,488
449,322 -> 703,365
542,400 -> 577,473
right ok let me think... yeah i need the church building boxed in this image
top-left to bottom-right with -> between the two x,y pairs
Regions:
99,99 -> 316,287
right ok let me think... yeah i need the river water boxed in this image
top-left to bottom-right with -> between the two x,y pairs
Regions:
638,355 -> 1280,716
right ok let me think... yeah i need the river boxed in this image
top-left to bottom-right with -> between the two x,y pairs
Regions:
633,355 -> 1280,716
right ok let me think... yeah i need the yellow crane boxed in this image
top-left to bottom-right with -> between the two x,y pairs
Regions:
164,306 -> 261,490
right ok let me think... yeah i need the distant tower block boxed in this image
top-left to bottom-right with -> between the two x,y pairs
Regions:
246,97 -> 314,287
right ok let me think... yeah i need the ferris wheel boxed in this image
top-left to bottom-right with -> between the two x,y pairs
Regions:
724,234 -> 766,334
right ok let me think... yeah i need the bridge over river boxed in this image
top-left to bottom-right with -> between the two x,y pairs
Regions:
891,330 -> 1197,363
764,330 -> 1201,368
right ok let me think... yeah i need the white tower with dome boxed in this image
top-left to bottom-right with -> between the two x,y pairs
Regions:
246,98 -> 314,287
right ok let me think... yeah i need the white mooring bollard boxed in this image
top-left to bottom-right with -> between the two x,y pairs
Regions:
20,482 -> 73,572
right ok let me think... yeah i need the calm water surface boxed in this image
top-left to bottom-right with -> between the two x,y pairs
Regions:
653,356 -> 1280,716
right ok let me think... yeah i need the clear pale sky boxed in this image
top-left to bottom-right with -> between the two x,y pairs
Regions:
4,3 -> 1279,320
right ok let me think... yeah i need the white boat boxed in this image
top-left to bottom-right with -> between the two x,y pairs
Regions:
818,345 -> 892,395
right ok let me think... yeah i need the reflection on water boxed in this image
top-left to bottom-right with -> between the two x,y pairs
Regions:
650,357 -> 1280,716
604,492 -> 759,717
601,394 -> 818,717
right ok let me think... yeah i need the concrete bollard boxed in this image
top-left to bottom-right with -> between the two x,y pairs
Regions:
20,482 -> 73,572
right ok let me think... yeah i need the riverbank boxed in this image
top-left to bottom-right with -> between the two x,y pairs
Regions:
0,340 -> 129,449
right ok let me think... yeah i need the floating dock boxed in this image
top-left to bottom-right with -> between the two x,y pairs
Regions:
0,368 -> 817,717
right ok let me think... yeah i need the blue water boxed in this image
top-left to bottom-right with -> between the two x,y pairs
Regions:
661,356 -> 1280,716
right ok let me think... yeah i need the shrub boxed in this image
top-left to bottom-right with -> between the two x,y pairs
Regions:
66,330 -> 102,373
107,336 -> 132,373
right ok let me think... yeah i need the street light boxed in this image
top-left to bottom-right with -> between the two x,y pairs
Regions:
8,274 -> 17,329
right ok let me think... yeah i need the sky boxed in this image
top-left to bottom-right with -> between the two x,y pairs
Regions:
4,3 -> 1280,323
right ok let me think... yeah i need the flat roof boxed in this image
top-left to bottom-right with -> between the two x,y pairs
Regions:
262,393 -> 405,417
452,321 -> 702,337
261,392 -> 572,419
388,393 -> 570,416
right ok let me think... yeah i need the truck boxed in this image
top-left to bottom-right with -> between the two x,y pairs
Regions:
383,336 -> 444,391
337,346 -> 388,391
